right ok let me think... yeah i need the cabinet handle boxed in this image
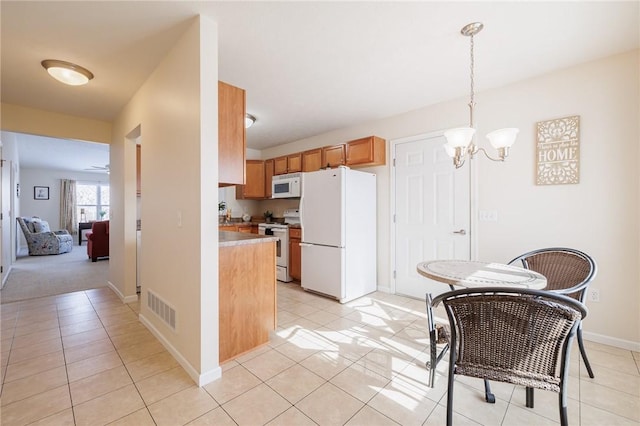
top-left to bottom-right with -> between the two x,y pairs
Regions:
453,229 -> 467,235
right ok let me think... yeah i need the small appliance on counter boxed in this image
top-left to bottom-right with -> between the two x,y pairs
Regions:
258,208 -> 300,282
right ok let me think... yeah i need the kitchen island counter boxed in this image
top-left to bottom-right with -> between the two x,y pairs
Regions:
219,231 -> 277,363
219,230 -> 277,247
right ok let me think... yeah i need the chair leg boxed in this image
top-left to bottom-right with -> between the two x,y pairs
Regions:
558,388 -> 568,426
526,387 -> 534,408
577,324 -> 595,378
428,328 -> 437,388
484,379 -> 495,403
446,354 -> 456,426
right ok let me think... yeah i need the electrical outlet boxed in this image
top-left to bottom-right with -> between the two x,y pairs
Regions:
588,288 -> 600,303
479,210 -> 498,222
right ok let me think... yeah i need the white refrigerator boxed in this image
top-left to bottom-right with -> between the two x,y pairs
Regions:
300,166 -> 377,303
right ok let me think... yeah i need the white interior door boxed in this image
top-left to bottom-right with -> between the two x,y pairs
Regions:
393,133 -> 470,299
1,152 -> 11,287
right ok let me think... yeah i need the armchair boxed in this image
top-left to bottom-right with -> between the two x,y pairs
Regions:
17,217 -> 73,255
87,220 -> 109,262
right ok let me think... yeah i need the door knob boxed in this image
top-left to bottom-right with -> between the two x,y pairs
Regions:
453,229 -> 467,235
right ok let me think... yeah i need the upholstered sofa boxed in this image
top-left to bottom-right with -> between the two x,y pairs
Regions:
17,217 -> 73,255
87,220 -> 109,262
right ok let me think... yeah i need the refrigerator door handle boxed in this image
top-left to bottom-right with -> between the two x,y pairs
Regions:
299,194 -> 305,231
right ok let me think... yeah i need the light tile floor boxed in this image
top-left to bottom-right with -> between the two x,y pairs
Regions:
1,283 -> 639,425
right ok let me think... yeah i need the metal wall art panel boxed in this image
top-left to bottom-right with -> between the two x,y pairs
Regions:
536,115 -> 580,185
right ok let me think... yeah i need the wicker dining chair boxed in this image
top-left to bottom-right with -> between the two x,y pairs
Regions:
432,287 -> 586,426
508,247 -> 597,378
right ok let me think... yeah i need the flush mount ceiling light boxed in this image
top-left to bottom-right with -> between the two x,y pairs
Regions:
245,113 -> 256,129
444,22 -> 518,168
41,59 -> 94,86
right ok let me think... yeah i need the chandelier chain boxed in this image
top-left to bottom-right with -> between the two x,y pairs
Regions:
469,34 -> 476,127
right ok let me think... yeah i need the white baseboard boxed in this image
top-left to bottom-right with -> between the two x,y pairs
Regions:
1,265 -> 12,289
583,331 -> 640,352
376,285 -> 392,294
107,281 -> 139,304
139,313 -> 222,387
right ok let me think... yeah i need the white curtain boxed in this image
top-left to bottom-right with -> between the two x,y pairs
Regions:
60,179 -> 77,235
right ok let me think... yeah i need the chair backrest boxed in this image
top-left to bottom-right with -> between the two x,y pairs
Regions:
91,220 -> 109,235
432,287 -> 586,392
17,217 -> 31,236
508,248 -> 597,302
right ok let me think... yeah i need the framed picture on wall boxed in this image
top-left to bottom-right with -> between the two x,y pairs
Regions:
34,186 -> 49,200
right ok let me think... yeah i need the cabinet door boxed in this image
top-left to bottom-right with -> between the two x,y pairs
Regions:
289,238 -> 301,281
218,81 -> 246,185
323,144 -> 346,167
302,149 -> 323,172
274,156 -> 288,175
240,160 -> 266,199
345,136 -> 386,166
287,153 -> 302,173
264,159 -> 274,199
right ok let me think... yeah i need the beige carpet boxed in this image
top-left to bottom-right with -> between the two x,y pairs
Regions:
0,245 -> 108,304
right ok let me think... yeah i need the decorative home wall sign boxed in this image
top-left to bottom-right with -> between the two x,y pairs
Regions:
536,115 -> 580,185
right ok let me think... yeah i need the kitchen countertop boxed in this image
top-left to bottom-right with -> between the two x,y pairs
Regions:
219,221 -> 262,227
219,231 -> 278,247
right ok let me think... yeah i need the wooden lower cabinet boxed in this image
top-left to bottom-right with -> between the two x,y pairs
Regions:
219,240 -> 276,363
289,228 -> 301,281
220,224 -> 258,233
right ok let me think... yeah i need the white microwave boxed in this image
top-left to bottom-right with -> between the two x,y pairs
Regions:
272,172 -> 302,198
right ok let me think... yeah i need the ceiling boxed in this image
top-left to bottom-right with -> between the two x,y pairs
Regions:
1,1 -> 638,170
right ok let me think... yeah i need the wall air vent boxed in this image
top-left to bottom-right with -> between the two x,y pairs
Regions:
147,290 -> 176,331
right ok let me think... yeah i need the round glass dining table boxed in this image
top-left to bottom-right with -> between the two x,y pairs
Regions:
416,259 -> 547,289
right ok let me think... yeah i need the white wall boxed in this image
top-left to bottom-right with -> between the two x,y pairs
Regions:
261,50 -> 640,349
110,16 -> 220,385
17,168 -> 108,248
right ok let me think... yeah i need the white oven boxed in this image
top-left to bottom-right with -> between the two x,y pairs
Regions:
272,173 -> 302,199
259,223 -> 291,282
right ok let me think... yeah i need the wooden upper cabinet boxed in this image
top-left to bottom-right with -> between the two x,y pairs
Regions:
264,159 -> 274,199
218,81 -> 246,186
287,153 -> 302,173
323,144 -> 346,168
136,145 -> 141,196
236,160 -> 265,199
274,156 -> 288,175
345,136 -> 386,167
302,149 -> 323,172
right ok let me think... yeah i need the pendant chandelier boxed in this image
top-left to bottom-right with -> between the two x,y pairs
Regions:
444,22 -> 518,168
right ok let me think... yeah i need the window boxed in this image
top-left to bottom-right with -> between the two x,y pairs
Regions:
77,182 -> 110,222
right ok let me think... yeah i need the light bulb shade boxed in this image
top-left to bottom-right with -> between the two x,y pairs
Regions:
245,113 -> 256,128
487,128 -> 519,149
443,144 -> 456,158
41,60 -> 94,86
444,127 -> 475,148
